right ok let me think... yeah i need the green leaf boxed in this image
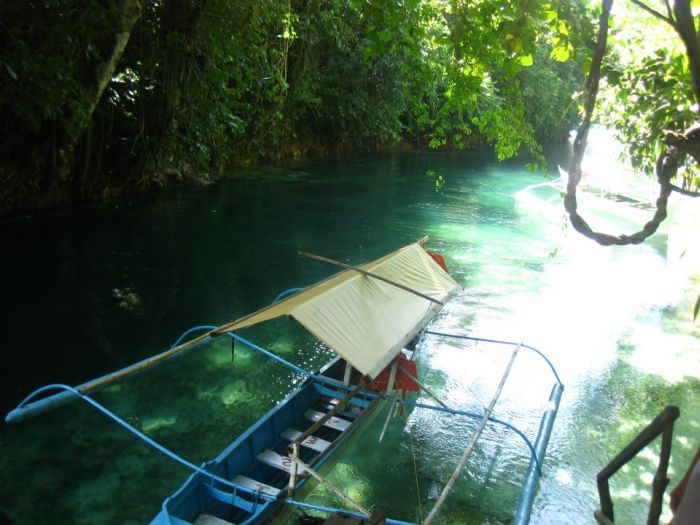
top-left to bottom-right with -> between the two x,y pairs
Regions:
378,29 -> 392,44
694,294 -> 700,322
519,54 -> 534,67
581,54 -> 593,76
4,63 -> 18,81
551,45 -> 570,62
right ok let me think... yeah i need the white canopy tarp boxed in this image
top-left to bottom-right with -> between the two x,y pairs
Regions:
216,242 -> 460,378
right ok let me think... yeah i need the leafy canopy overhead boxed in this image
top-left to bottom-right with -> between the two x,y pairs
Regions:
2,0 -> 699,219
562,0 -> 700,250
349,0 -> 593,164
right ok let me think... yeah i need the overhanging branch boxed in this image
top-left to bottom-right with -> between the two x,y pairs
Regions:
628,0 -> 675,27
566,0 -> 673,246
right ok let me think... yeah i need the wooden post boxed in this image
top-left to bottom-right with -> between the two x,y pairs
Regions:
398,365 -> 450,410
597,477 -> 614,523
288,442 -> 299,497
647,414 -> 675,525
343,362 -> 353,386
595,405 -> 680,525
594,509 -> 615,525
378,362 -> 400,444
385,362 -> 399,395
378,399 -> 398,444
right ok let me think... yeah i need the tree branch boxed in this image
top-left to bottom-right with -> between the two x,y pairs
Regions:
669,183 -> 700,197
57,0 -> 143,182
664,0 -> 674,24
565,0 -> 676,246
673,0 -> 700,108
628,0 -> 675,27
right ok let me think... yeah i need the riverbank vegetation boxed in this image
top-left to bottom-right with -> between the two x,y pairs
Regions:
0,1 -> 698,218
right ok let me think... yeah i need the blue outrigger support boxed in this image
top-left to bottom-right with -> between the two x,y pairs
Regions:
422,331 -> 564,525
5,323 -> 320,425
515,381 -> 563,524
5,325 -> 222,424
5,286 -> 323,425
7,385 -> 413,525
6,323 -> 563,525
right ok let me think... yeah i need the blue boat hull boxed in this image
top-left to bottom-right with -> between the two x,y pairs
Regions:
150,357 -> 379,525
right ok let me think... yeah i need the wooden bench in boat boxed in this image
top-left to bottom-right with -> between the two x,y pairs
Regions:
281,428 -> 331,453
232,474 -> 281,497
303,409 -> 351,432
318,395 -> 363,416
193,513 -> 235,525
257,449 -> 310,474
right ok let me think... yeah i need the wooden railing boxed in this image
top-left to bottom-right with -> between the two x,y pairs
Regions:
594,405 -> 680,525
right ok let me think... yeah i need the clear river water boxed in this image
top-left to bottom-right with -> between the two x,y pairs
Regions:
0,141 -> 698,525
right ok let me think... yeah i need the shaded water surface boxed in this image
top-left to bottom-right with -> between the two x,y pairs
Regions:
0,148 -> 698,524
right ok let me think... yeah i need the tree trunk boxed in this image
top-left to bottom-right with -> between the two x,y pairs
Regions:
58,0 -> 142,183
673,0 -> 700,109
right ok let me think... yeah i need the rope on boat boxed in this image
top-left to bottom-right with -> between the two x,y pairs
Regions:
405,408 -> 424,520
421,343 -> 522,525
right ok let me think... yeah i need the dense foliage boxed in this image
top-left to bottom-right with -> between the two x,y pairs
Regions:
0,0 -> 589,215
598,2 -> 699,190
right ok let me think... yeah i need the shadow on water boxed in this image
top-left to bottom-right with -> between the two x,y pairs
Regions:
0,148 -> 698,524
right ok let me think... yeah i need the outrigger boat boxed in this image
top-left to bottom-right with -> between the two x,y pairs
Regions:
6,239 -> 564,525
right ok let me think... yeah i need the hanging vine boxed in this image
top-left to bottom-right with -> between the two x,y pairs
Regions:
565,0 -> 700,247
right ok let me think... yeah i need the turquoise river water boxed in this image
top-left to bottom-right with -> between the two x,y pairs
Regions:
0,145 -> 698,525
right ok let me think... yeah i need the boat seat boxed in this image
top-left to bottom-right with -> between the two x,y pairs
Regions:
303,409 -> 351,432
257,449 -> 309,474
233,474 -> 281,497
193,514 -> 235,525
319,395 -> 341,407
318,399 -> 339,412
281,428 -> 331,453
317,396 -> 363,416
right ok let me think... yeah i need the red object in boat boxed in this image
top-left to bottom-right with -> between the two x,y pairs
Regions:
364,353 -> 419,393
428,251 -> 448,273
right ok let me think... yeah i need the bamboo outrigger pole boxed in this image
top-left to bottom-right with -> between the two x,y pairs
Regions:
6,330 -> 216,424
289,455 -> 372,517
298,251 -> 444,305
421,343 -> 522,525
